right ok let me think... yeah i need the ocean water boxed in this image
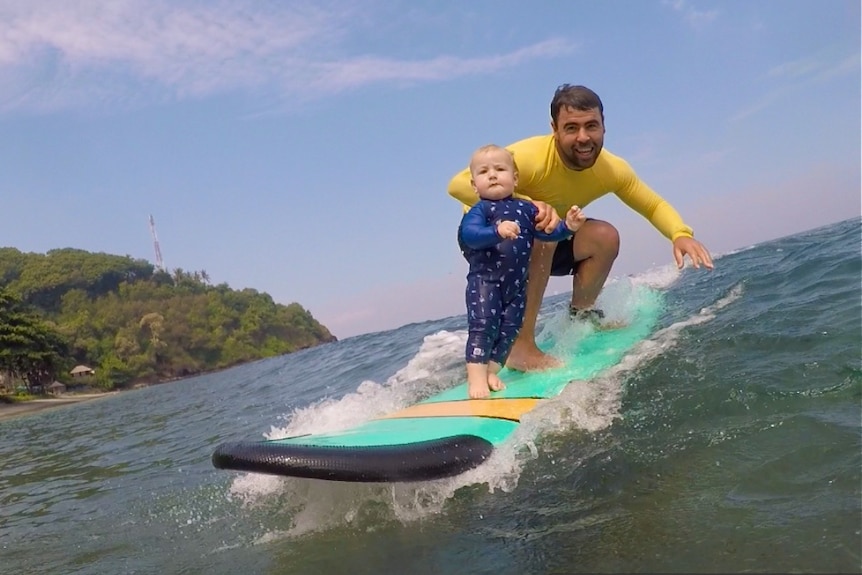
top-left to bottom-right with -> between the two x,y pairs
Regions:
1,218 -> 859,574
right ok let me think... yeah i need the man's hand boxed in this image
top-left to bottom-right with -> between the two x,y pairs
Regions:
532,201 -> 561,233
673,237 -> 714,270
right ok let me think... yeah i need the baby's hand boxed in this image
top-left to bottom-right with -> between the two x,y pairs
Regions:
565,205 -> 587,232
497,220 -> 520,239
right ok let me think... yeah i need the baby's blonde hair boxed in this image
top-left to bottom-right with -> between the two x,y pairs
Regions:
469,144 -> 519,174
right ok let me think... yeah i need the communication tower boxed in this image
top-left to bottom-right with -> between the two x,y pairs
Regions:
149,214 -> 165,271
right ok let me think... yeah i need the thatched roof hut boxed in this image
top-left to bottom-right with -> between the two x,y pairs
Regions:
70,365 -> 95,377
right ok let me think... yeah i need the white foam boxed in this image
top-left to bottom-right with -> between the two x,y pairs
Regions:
626,262 -> 682,290
228,471 -> 284,502
719,244 -> 756,257
227,271 -> 743,538
228,329 -> 471,516
265,330 -> 466,441
614,282 -> 744,381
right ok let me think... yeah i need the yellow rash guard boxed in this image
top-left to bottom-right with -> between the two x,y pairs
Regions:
448,135 -> 694,242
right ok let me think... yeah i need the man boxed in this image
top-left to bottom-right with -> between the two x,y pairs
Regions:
447,84 -> 713,371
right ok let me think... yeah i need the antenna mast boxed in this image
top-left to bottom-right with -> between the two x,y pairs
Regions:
149,214 -> 165,272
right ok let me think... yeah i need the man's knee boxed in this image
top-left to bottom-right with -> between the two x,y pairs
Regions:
576,220 -> 620,258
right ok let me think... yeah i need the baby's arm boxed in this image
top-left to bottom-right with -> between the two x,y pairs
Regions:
460,204 -> 519,249
565,205 -> 586,232
533,205 -> 586,242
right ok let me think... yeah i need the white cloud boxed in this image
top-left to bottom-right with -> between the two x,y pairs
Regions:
768,53 -> 861,82
0,0 -> 575,113
729,88 -> 785,124
815,52 -> 862,82
304,38 -> 573,92
662,0 -> 719,28
732,51 -> 860,123
768,57 -> 821,79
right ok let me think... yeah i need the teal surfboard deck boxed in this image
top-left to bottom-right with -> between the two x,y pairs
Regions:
212,284 -> 663,481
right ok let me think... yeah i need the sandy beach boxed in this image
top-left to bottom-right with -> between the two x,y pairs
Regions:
0,393 -> 119,422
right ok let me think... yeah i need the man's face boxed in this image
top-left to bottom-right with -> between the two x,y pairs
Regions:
552,105 -> 605,170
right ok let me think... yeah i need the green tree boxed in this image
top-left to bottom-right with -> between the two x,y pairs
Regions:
0,289 -> 68,391
1,247 -> 336,388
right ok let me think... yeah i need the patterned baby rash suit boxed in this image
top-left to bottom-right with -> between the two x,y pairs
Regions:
458,197 -> 573,365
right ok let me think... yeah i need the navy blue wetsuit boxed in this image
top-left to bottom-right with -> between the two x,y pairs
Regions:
459,197 -> 572,365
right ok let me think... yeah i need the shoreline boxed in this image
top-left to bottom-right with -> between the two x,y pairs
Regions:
0,392 -> 119,422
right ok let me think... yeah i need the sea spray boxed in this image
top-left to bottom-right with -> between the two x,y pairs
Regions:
227,269 -> 702,538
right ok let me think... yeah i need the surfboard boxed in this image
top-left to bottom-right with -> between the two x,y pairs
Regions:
212,284 -> 663,483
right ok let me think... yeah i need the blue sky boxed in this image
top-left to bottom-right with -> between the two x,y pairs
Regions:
2,0 -> 859,338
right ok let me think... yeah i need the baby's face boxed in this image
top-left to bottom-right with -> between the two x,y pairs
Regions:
470,150 -> 518,200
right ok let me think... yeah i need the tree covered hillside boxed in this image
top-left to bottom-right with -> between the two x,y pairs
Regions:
0,247 -> 336,390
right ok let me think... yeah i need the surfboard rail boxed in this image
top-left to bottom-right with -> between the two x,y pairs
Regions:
211,434 -> 494,482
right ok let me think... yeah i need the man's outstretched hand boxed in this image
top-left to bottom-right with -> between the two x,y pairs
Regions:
673,237 -> 714,270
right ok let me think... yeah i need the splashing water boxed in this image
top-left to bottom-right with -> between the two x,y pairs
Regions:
227,269 -> 738,539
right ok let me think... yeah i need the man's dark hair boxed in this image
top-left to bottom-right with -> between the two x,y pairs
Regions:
550,84 -> 604,125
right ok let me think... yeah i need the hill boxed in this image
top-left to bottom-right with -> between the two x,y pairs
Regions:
0,247 -> 336,390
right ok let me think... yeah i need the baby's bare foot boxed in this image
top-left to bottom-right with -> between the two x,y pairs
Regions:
468,379 -> 490,399
487,372 -> 506,392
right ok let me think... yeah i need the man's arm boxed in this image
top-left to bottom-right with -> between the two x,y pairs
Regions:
447,167 -> 478,210
609,157 -> 713,268
609,157 -> 693,241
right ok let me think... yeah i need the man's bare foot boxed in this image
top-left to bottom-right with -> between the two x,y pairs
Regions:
487,372 -> 505,392
505,341 -> 563,372
570,307 -> 626,330
596,319 -> 627,330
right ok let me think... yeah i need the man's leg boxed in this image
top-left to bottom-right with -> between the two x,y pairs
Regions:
505,220 -> 620,372
570,220 -> 620,310
504,240 -> 559,371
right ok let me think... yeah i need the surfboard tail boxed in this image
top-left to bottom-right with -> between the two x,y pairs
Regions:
211,434 -> 494,482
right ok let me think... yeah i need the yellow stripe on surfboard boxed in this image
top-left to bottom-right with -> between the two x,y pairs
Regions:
379,398 -> 541,423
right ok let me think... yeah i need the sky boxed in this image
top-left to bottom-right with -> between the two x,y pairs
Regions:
1,0 -> 859,339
